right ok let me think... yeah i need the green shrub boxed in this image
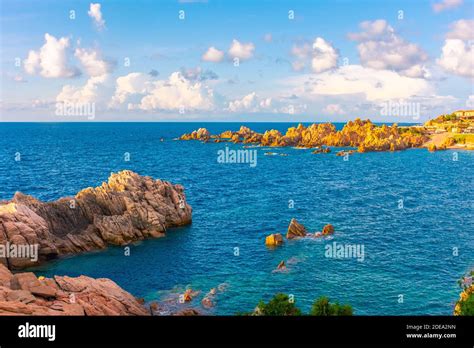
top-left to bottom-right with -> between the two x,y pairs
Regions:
310,296 -> 353,316
255,293 -> 302,316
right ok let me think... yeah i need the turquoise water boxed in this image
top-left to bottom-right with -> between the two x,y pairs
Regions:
0,123 -> 473,315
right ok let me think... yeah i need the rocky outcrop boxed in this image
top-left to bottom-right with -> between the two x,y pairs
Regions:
179,128 -> 210,141
265,233 -> 284,246
0,264 -> 148,315
286,219 -> 307,239
321,224 -> 335,236
0,170 -> 192,270
179,119 -> 429,153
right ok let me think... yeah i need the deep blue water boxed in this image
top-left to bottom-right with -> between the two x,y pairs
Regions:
0,122 -> 473,315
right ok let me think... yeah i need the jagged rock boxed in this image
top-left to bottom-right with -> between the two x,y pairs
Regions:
179,119 -> 429,153
0,264 -> 148,316
265,233 -> 284,246
180,128 -> 210,141
322,224 -> 335,236
286,219 -> 307,239
29,285 -> 57,299
0,170 -> 192,269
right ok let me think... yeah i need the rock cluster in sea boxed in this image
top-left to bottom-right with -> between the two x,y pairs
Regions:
0,263 -> 149,315
179,119 -> 429,152
0,170 -> 192,269
265,218 -> 335,246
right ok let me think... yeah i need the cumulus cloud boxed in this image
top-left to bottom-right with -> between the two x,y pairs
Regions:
109,72 -> 150,107
285,65 -> 434,102
445,19 -> 474,41
88,3 -> 106,30
110,72 -> 214,111
437,19 -> 474,78
433,0 -> 463,13
56,47 -> 114,106
227,92 -> 272,112
292,38 -> 338,73
228,39 -> 255,60
74,47 -> 114,77
348,20 -> 429,78
56,74 -> 109,105
311,38 -> 339,73
202,46 -> 224,62
24,34 -> 79,78
437,39 -> 474,78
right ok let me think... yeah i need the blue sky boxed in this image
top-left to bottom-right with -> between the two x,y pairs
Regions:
0,0 -> 473,121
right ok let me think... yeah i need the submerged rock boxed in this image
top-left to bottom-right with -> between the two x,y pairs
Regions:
0,264 -> 148,316
0,170 -> 192,270
286,219 -> 307,239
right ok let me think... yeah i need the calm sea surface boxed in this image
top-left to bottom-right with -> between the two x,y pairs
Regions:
0,122 -> 473,315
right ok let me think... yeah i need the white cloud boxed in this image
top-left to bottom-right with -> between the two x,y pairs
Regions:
433,0 -> 463,13
227,92 -> 273,112
75,47 -> 114,77
445,19 -> 474,41
24,33 -> 79,78
228,39 -> 255,60
56,74 -> 109,105
311,37 -> 339,73
88,3 -> 106,30
323,104 -> 345,114
292,38 -> 338,73
56,45 -> 114,106
348,20 -> 429,78
437,19 -> 474,78
437,39 -> 474,78
202,46 -> 224,62
285,65 -> 434,102
109,72 -> 150,107
110,72 -> 214,111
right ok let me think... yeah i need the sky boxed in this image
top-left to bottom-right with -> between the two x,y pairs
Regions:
0,0 -> 473,122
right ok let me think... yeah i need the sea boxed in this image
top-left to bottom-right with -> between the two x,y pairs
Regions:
0,122 -> 473,315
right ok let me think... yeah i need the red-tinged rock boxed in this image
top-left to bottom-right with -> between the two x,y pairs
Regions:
10,273 -> 40,291
0,170 -> 192,270
322,224 -> 335,236
29,285 -> 57,299
277,260 -> 286,270
6,290 -> 36,304
173,308 -> 201,316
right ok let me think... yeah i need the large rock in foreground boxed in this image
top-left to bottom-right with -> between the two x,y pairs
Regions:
0,264 -> 148,316
0,170 -> 192,269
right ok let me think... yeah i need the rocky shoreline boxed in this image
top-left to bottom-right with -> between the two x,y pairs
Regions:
179,119 -> 428,152
0,263 -> 149,315
0,170 -> 192,270
0,170 -> 194,315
